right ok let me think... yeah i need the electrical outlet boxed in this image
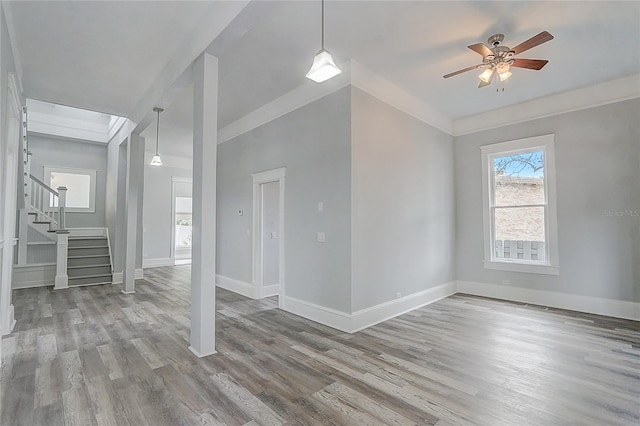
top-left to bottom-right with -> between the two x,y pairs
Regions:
395,292 -> 402,299
502,279 -> 511,285
317,232 -> 326,242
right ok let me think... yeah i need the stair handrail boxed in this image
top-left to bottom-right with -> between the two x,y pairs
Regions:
28,174 -> 67,231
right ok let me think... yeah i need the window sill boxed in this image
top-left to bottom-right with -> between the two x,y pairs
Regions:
483,260 -> 559,276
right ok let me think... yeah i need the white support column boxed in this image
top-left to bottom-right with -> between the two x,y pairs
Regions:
189,53 -> 218,358
122,134 -> 144,294
54,232 -> 69,290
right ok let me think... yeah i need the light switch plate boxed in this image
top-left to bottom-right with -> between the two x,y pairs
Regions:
317,232 -> 326,242
318,202 -> 324,212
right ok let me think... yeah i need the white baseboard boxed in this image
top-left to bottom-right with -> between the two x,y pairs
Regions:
262,284 -> 279,298
281,295 -> 353,332
282,281 -> 457,333
135,268 -> 144,279
112,272 -> 123,284
216,274 -> 257,299
12,263 -> 55,289
351,281 -> 457,332
142,257 -> 174,268
1,304 -> 16,336
456,281 -> 640,321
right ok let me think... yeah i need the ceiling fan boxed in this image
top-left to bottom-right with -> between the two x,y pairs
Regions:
443,31 -> 554,88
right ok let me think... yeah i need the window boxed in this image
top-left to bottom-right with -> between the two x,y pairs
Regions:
481,134 -> 559,275
44,166 -> 96,213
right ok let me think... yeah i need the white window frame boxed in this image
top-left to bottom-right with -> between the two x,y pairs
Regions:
481,134 -> 559,275
43,166 -> 97,213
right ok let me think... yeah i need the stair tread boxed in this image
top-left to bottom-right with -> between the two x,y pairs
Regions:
68,236 -> 107,240
68,245 -> 108,249
32,221 -> 52,224
68,254 -> 110,259
67,264 -> 111,270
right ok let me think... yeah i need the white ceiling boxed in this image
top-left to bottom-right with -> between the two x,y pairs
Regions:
6,1 -> 640,156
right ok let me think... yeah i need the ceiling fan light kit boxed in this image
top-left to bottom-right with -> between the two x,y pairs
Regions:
306,0 -> 341,83
444,31 -> 553,88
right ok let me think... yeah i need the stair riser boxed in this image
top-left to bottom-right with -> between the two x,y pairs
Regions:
68,247 -> 109,256
67,256 -> 111,267
68,276 -> 112,286
68,238 -> 108,248
68,265 -> 112,278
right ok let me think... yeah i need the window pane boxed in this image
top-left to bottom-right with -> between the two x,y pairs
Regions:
494,151 -> 544,206
494,206 -> 546,261
50,172 -> 91,208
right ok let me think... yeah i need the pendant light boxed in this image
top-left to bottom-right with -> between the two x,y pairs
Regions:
150,107 -> 164,166
306,0 -> 341,83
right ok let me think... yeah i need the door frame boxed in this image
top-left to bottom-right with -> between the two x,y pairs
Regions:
170,176 -> 193,265
251,168 -> 285,302
1,73 -> 22,335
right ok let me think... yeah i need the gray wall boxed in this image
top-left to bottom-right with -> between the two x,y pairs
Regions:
455,98 -> 640,302
143,164 -> 191,261
28,135 -> 107,228
351,88 -> 456,312
217,87 -> 352,313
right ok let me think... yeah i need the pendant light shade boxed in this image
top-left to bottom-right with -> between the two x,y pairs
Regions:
306,49 -> 341,83
150,107 -> 164,166
306,0 -> 341,83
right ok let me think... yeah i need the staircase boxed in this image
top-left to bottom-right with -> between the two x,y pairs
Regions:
67,236 -> 112,286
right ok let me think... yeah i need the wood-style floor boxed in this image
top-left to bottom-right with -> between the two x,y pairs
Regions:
2,265 -> 639,425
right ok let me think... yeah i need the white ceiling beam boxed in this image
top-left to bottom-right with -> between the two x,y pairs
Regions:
129,1 -> 250,134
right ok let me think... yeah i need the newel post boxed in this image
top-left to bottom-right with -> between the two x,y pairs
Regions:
57,186 -> 67,231
54,231 -> 70,290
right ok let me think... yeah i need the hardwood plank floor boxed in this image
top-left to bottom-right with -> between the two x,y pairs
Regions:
2,265 -> 639,425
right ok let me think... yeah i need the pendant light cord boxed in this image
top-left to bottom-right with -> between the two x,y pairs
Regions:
321,0 -> 325,50
155,108 -> 161,156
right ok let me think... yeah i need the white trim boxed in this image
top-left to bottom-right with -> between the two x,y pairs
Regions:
252,168 -> 286,304
280,295 -> 353,333
112,272 -> 123,284
480,134 -> 559,274
262,284 -> 280,298
456,281 -> 640,322
142,257 -> 174,268
216,274 -> 257,299
281,282 -> 456,333
483,260 -> 559,275
43,165 -> 97,213
135,268 -> 144,280
188,345 -> 217,358
351,282 -> 457,332
453,73 -> 640,136
218,68 -> 351,144
12,263 -> 56,289
350,61 -> 453,135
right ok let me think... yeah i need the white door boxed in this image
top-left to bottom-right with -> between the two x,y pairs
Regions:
261,181 -> 280,288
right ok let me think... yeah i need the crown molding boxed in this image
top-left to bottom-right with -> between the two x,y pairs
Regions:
350,61 -> 454,135
453,73 -> 640,136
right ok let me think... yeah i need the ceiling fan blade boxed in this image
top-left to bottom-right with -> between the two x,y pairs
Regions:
511,58 -> 549,70
467,43 -> 493,58
511,31 -> 554,55
443,64 -> 483,79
